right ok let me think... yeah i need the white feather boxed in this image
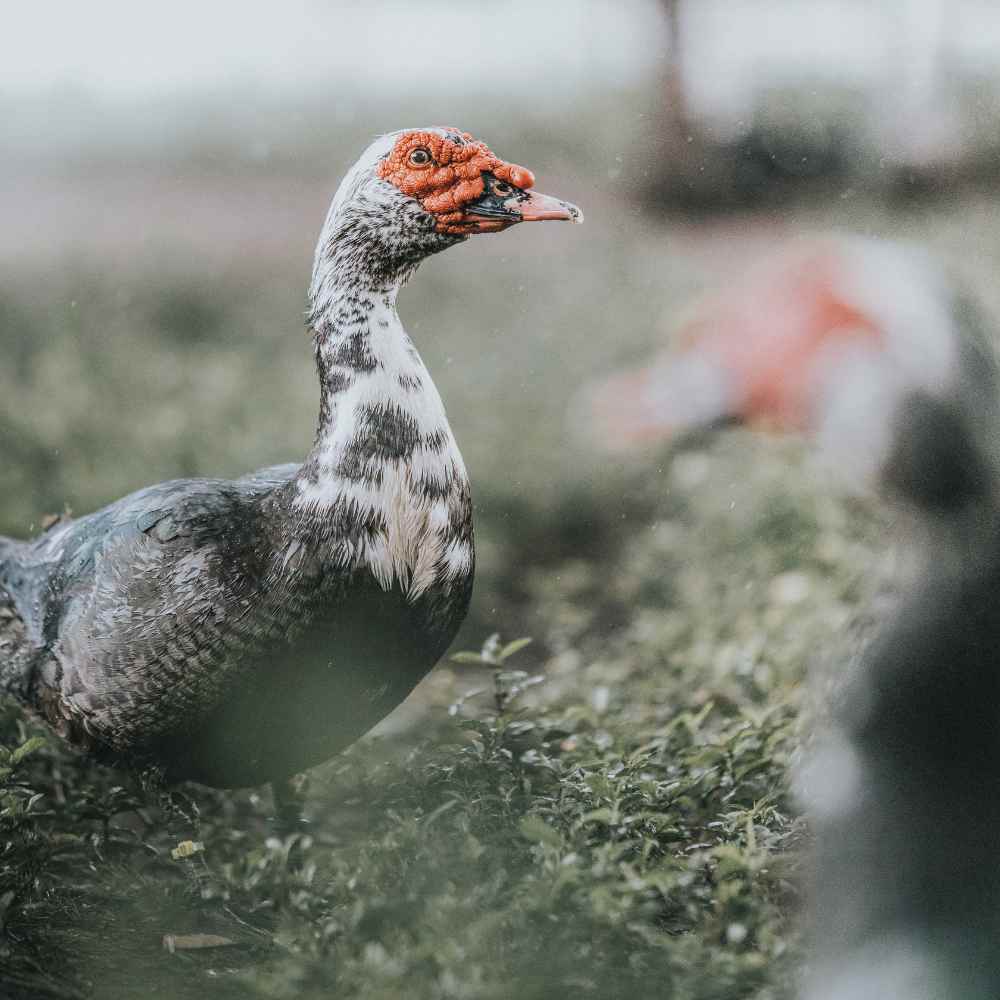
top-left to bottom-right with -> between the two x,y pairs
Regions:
294,299 -> 470,599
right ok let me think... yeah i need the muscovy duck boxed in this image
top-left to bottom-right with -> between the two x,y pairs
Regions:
0,127 -> 581,795
587,235 -> 1000,999
582,236 -> 963,456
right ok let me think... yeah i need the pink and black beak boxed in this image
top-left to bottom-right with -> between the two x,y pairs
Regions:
462,172 -> 583,232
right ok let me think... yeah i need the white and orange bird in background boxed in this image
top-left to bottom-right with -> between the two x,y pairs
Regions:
581,234 -> 984,500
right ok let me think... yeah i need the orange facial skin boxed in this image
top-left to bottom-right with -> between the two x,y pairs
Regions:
377,128 -> 536,234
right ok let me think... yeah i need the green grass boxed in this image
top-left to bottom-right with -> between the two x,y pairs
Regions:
3,638 -> 803,1000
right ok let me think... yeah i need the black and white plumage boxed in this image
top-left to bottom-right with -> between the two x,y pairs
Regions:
0,127 -> 581,790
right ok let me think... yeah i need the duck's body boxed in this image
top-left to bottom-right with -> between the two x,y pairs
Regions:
0,127 -> 580,788
0,285 -> 473,789
0,478 -> 468,788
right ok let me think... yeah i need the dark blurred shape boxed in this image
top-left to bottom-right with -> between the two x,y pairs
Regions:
583,235 -> 1000,997
801,286 -> 1000,1000
149,284 -> 224,346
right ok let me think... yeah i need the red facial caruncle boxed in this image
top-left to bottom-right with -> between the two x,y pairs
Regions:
377,128 -> 579,234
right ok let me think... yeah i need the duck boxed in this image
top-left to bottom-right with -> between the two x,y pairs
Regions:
585,235 -> 1000,999
580,235 -> 966,459
0,127 -> 582,801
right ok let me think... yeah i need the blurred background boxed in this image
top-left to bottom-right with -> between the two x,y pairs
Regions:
6,0 -> 1000,644
0,0 -> 667,640
4,3 -> 1000,998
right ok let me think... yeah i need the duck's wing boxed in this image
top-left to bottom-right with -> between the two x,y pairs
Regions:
4,466 -> 302,753
14,463 -> 301,623
11,479 -> 248,630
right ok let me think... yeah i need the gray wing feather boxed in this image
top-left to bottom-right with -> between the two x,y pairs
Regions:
0,464 -> 301,746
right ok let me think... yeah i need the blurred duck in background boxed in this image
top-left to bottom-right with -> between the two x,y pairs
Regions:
583,236 -> 1000,999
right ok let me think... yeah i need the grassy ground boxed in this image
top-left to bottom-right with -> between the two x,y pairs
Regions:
3,432 -> 881,1000
2,92 -> 998,998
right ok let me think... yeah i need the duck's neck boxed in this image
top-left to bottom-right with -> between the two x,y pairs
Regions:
294,279 -> 472,597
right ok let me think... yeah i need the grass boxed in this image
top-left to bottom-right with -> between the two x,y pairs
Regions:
4,642 -> 803,1000
0,93 -> 990,998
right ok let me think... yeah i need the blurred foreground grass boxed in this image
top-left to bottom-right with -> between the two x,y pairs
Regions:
1,95 -> 997,997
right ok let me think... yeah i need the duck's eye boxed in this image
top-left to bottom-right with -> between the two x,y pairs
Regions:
408,148 -> 432,167
492,180 -> 514,197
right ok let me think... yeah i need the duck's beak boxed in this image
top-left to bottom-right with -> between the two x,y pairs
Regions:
515,190 -> 584,223
460,173 -> 583,232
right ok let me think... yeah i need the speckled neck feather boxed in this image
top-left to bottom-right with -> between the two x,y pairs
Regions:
296,195 -> 472,600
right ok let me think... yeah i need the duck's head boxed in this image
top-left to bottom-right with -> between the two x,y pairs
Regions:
312,126 -> 583,294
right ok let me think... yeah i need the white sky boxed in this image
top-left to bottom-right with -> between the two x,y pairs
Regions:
3,0 -> 996,164
680,0 -> 1000,124
0,0 -> 665,98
